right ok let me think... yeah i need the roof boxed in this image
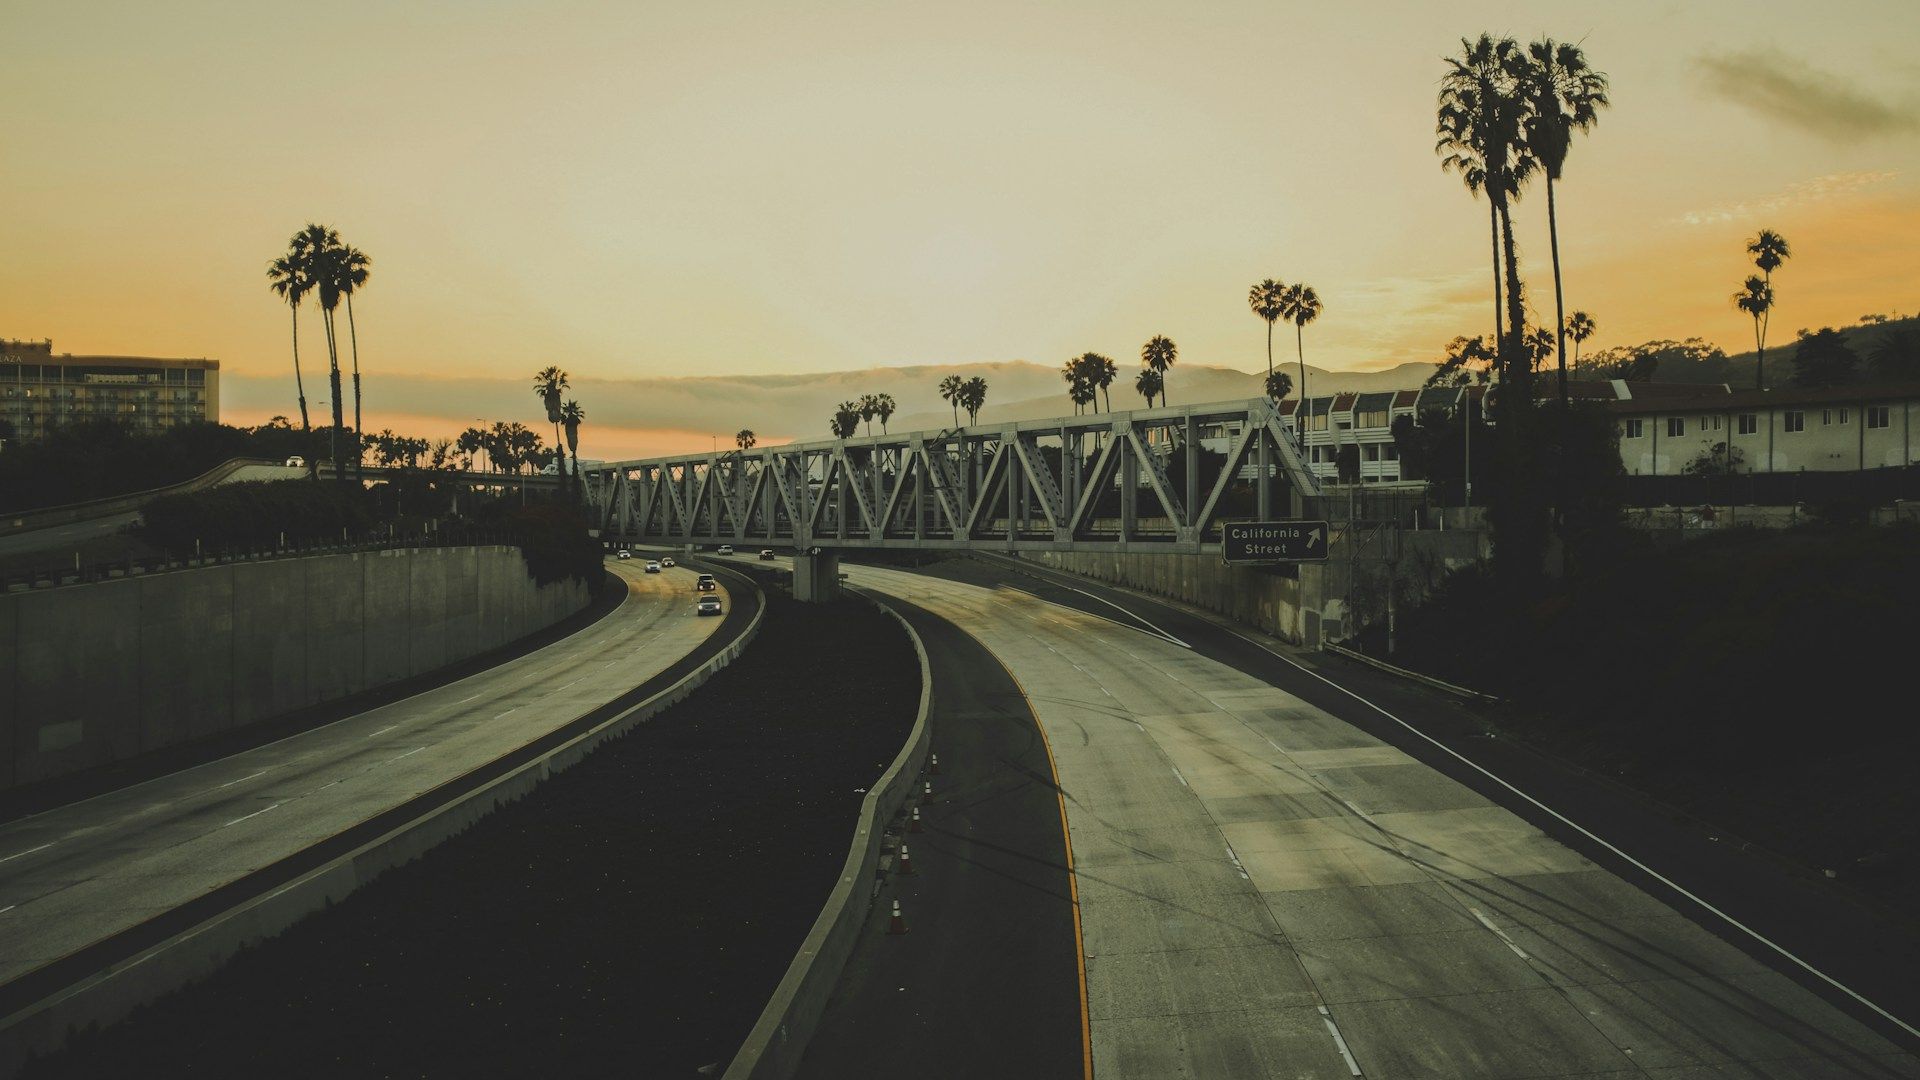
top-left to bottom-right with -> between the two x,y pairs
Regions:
1606,380 -> 1920,415
1392,390 -> 1421,408
1354,391 -> 1397,412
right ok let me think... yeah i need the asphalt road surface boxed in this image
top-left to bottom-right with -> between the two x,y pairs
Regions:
822,558 -> 1918,1079
0,559 -> 725,1016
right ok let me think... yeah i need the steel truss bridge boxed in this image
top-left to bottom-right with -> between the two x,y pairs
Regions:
581,399 -> 1321,555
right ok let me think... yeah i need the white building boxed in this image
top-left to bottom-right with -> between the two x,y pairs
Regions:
1608,380 -> 1920,475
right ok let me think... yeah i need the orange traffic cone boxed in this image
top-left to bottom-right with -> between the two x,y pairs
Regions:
922,780 -> 933,805
888,899 -> 908,935
899,843 -> 917,875
930,753 -> 941,775
909,806 -> 924,833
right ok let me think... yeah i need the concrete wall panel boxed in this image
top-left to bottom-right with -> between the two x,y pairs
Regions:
139,566 -> 234,751
230,560 -> 307,726
361,550 -> 412,687
305,555 -> 364,706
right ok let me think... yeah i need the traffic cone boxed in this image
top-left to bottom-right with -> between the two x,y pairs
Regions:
899,843 -> 917,875
888,899 -> 908,935
922,780 -> 933,805
909,806 -> 924,833
930,753 -> 941,775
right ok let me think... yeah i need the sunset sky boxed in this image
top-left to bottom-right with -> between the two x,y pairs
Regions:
4,0 -> 1918,459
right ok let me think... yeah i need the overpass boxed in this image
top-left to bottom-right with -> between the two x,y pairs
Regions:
580,398 -> 1321,593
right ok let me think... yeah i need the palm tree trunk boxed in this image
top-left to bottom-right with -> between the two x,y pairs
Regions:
291,307 -> 316,482
1497,198 -> 1542,583
1295,322 -> 1307,419
1547,175 -> 1569,407
324,310 -> 346,485
1265,321 -> 1274,382
1490,200 -> 1505,347
1753,316 -> 1766,391
347,293 -> 363,482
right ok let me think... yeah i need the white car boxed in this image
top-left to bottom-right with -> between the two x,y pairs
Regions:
645,560 -> 662,574
716,545 -> 735,556
615,550 -> 632,560
284,456 -> 305,468
696,595 -> 723,617
660,556 -> 675,568
759,549 -> 776,561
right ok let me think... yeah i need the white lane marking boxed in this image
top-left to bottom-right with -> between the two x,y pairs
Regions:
0,905 -> 15,915
458,693 -> 484,704
216,769 -> 268,789
0,843 -> 55,864
1131,721 -> 1146,733
367,725 -> 399,738
494,709 -> 518,720
1224,842 -> 1250,880
1318,1005 -> 1364,1077
1338,798 -> 1373,823
385,747 -> 426,763
1216,623 -> 1920,1040
1170,766 -> 1189,788
223,804 -> 279,828
1470,906 -> 1533,961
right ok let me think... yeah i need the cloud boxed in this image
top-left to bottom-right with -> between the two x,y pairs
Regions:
1676,170 -> 1898,226
1695,50 -> 1918,142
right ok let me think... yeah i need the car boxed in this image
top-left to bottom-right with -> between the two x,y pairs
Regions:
759,549 -> 775,561
615,550 -> 632,560
284,456 -> 305,468
696,596 -> 723,617
716,545 -> 735,556
660,556 -> 675,568
645,560 -> 662,574
695,573 -> 717,592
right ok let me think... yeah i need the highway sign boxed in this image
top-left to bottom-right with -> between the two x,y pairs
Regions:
1222,520 -> 1330,563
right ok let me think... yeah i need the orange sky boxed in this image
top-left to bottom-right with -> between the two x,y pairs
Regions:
5,1 -> 1918,460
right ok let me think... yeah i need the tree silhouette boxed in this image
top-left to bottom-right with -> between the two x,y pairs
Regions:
1566,311 -> 1597,370
1279,283 -> 1322,431
1520,38 -> 1609,405
1142,336 -> 1177,405
1745,230 -> 1791,389
1265,369 -> 1292,402
1248,279 -> 1286,387
1135,366 -> 1163,407
265,252 -> 316,480
960,377 -> 987,424
938,374 -> 964,427
736,429 -> 757,451
1733,276 -> 1774,387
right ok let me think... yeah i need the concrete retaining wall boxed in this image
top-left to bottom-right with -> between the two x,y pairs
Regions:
0,546 -> 589,791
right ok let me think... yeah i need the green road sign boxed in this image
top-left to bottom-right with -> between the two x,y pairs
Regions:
1222,520 -> 1330,563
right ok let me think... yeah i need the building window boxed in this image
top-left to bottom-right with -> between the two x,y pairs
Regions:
1384,445 -> 1399,461
1625,418 -> 1645,438
1868,405 -> 1890,429
1784,411 -> 1805,433
1738,413 -> 1757,435
1839,408 -> 1850,425
1822,409 -> 1832,426
1357,409 -> 1388,428
1364,444 -> 1381,461
1666,417 -> 1685,437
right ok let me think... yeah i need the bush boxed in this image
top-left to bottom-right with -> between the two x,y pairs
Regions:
137,480 -> 374,555
473,499 -> 602,587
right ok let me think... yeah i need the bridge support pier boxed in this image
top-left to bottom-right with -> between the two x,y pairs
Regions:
793,549 -> 841,602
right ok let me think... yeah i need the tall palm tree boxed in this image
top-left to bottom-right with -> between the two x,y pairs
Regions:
736,429 -> 757,451
1134,366 -> 1163,407
560,400 -> 585,497
293,224 -> 347,483
1063,358 -> 1090,414
1566,311 -> 1596,373
1734,276 -> 1773,384
856,393 -> 879,436
334,245 -> 372,477
1746,229 -> 1791,389
873,392 -> 896,433
961,376 -> 987,424
938,374 -> 964,427
1089,353 -> 1118,412
533,366 -> 568,478
1142,336 -> 1177,405
1520,38 -> 1609,405
265,252 -> 316,480
1248,279 -> 1286,386
1439,35 -> 1533,387
1278,283 -> 1322,431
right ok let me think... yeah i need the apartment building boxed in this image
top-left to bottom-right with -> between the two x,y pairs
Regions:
0,339 -> 220,443
1608,381 -> 1920,475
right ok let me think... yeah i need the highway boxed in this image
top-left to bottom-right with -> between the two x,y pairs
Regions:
791,556 -> 1918,1078
0,559 -> 728,1023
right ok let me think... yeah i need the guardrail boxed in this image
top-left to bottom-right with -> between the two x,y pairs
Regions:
722,586 -> 934,1080
1,526 -> 517,593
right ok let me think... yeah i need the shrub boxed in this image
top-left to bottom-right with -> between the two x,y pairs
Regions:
137,480 -> 374,555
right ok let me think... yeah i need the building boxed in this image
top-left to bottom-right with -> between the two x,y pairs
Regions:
1605,380 -> 1920,475
1,339 -> 220,443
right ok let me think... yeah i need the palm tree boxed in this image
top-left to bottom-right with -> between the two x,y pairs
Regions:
1566,311 -> 1596,372
533,366 -> 568,479
293,224 -> 348,483
1134,366 -> 1163,407
961,377 -> 987,424
1746,230 -> 1791,389
1142,336 -> 1177,404
1278,283 -> 1321,429
938,374 -> 964,427
560,400 -> 585,497
1439,35 -> 1534,386
265,252 -> 316,480
1248,279 -> 1286,386
1264,370 -> 1292,402
1520,38 -> 1609,405
736,429 -> 757,451
336,247 -> 372,478
1734,276 -> 1774,385
873,392 -> 896,433
831,401 -> 860,439
1088,353 -> 1118,412
1063,357 -> 1089,414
